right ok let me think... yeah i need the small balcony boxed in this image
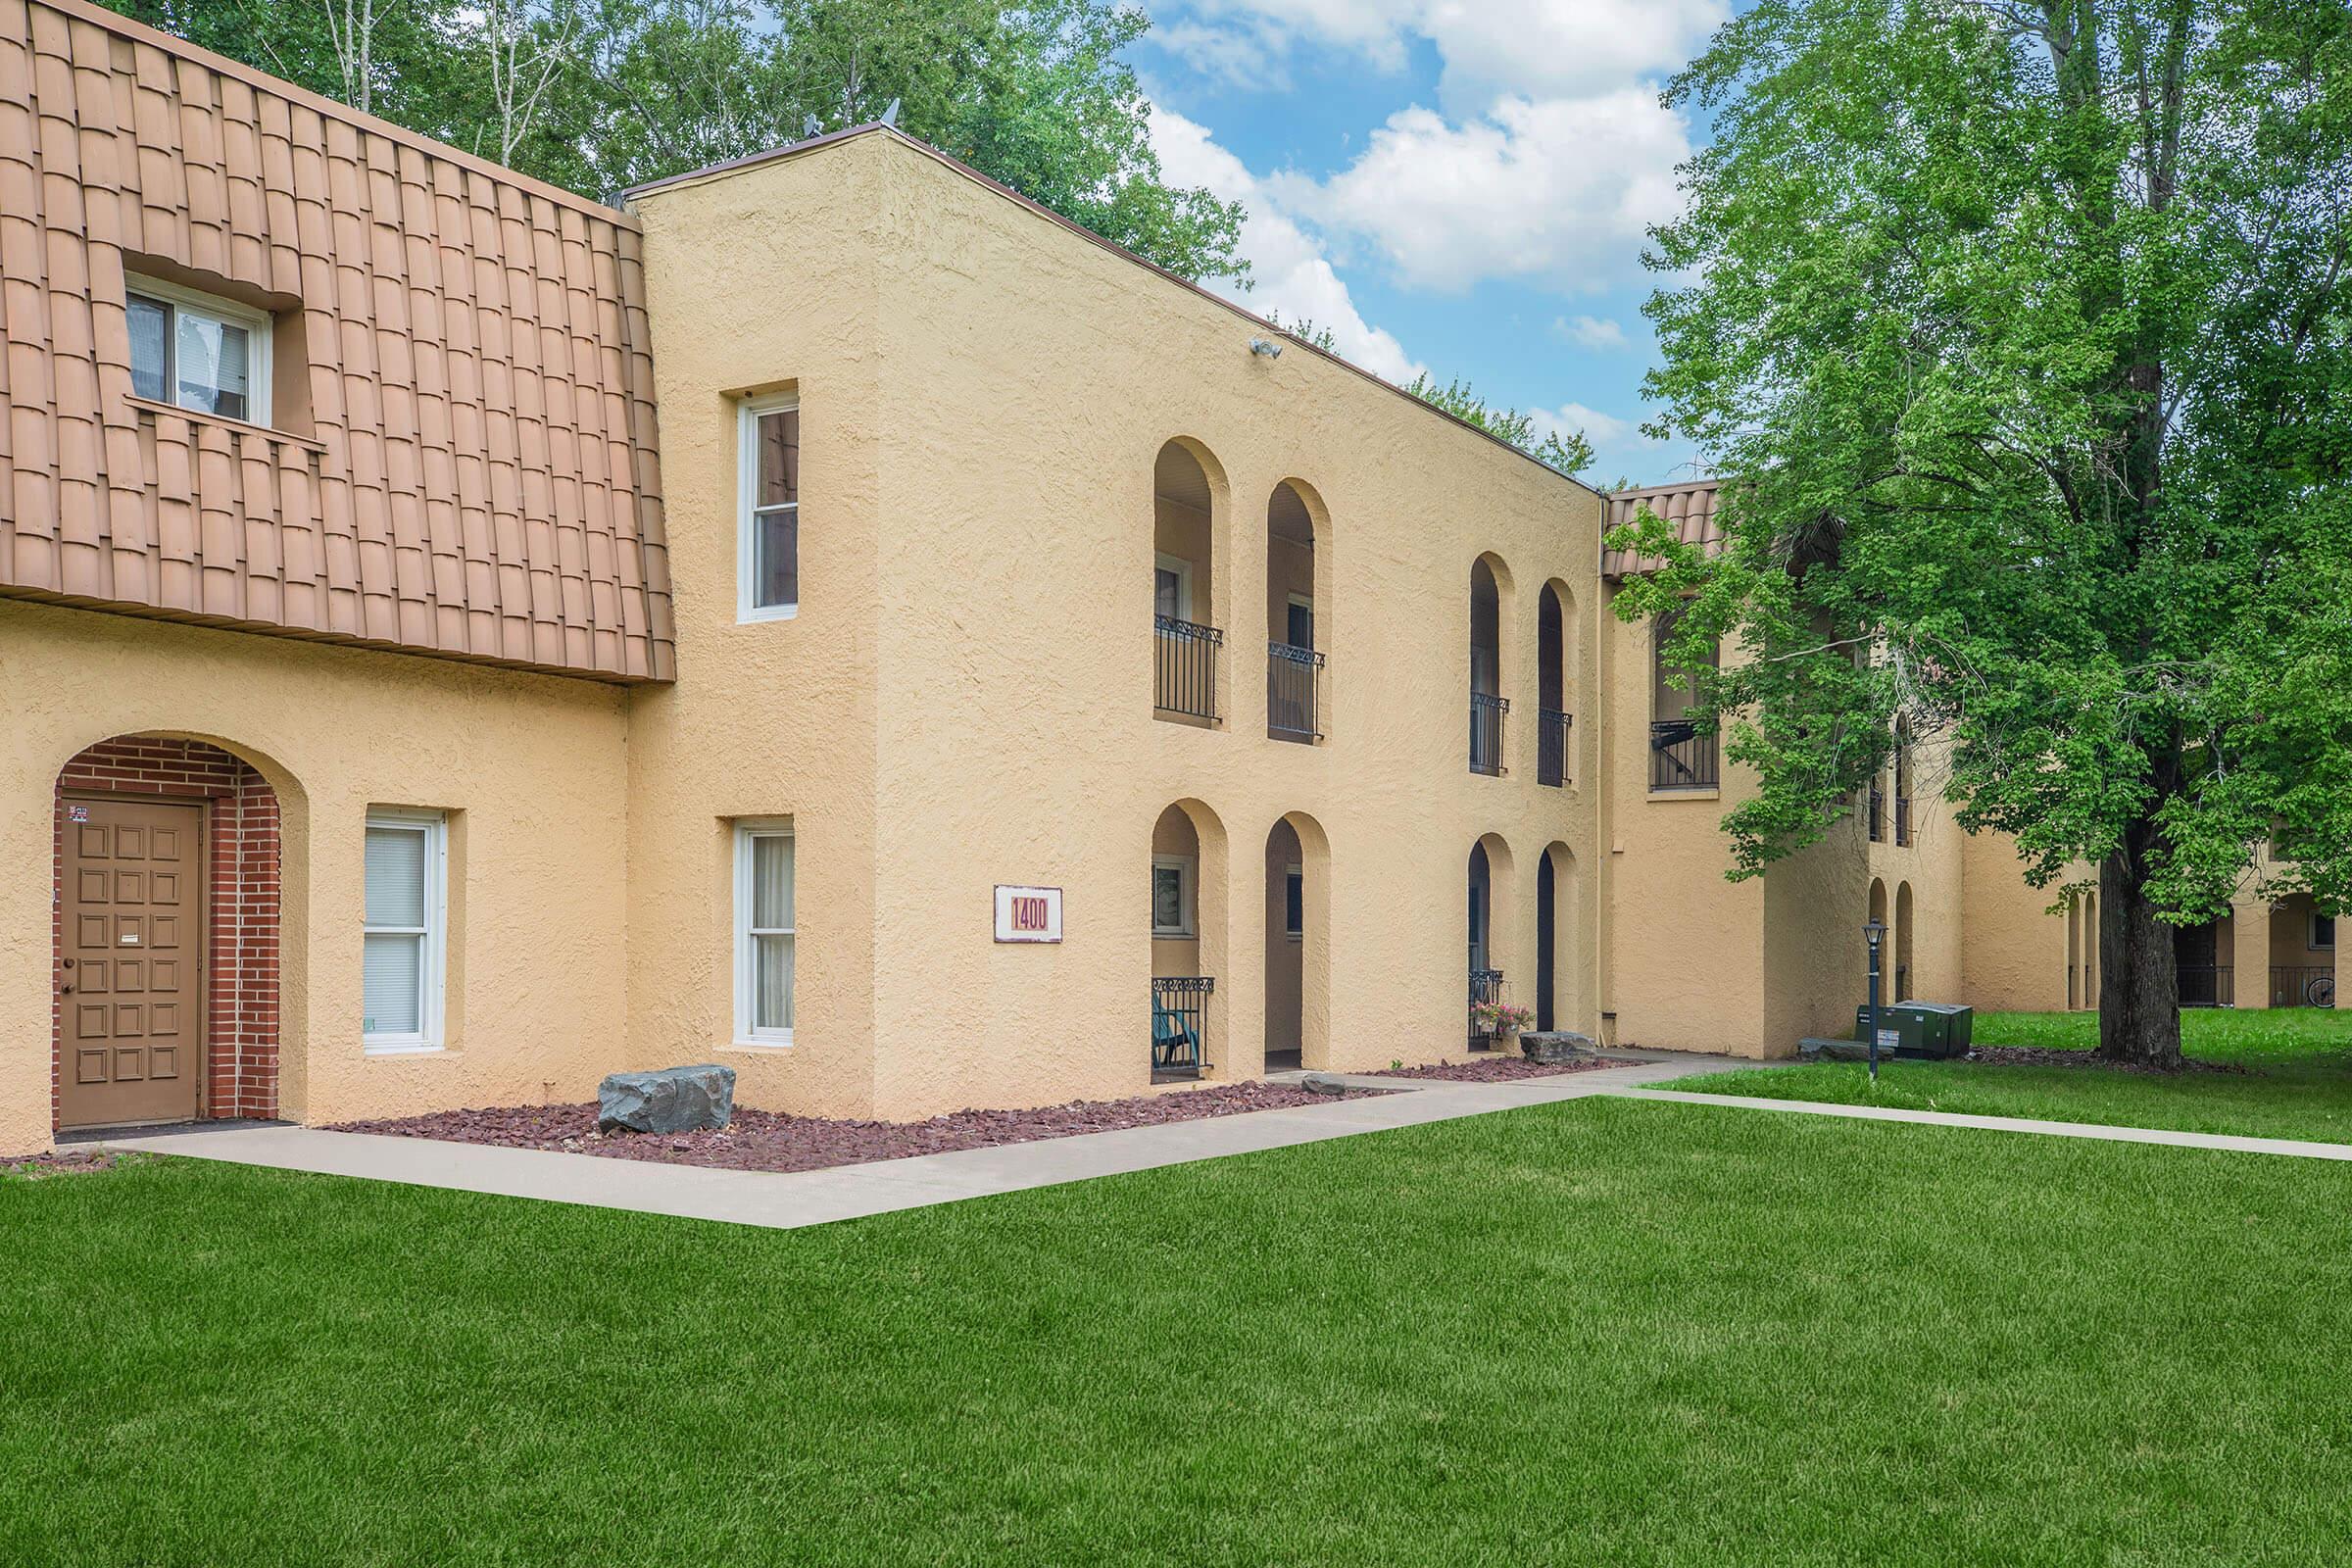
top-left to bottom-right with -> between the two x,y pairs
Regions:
1151,975 -> 1213,1080
1267,641 -> 1324,743
2179,964 -> 2234,1007
2271,964 -> 2335,1007
1895,797 -> 1912,846
1469,692 -> 1510,776
1153,615 -> 1222,724
1469,966 -> 1503,1050
1537,709 -> 1573,787
1649,719 -> 1719,790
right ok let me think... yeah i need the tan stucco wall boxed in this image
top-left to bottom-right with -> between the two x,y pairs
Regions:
627,131 -> 1605,1118
0,598 -> 629,1152
1958,830 -> 2081,1012
619,140 -> 884,1119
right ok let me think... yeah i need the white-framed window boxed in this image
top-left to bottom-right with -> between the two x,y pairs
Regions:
1153,554 -> 1194,623
2314,911 -> 2336,951
1285,593 -> 1314,652
738,396 -> 800,621
1152,853 -> 1196,938
1285,862 -> 1303,940
734,821 -> 796,1044
126,274 -> 271,425
363,809 -> 447,1052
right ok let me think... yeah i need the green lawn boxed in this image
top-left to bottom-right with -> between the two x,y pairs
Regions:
7,1099 -> 2352,1564
1678,1007 -> 2352,1145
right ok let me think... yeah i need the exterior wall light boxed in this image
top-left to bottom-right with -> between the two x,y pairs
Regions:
1249,336 -> 1284,358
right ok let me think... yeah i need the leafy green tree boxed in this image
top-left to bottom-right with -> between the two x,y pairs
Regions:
1613,0 -> 2352,1065
103,0 -> 479,133
1403,372 -> 1595,477
1266,318 -> 1595,475
102,0 -> 1246,283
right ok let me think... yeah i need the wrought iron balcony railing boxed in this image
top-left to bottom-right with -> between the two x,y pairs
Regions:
1868,787 -> 1885,842
2179,964 -> 2233,1007
1151,975 -> 1214,1079
1153,615 -> 1222,723
1468,966 -> 1503,1050
1267,641 -> 1325,742
1469,691 -> 1510,776
1895,797 -> 1912,846
1537,709 -> 1573,787
1648,719 -> 1719,790
2270,964 -> 2334,1008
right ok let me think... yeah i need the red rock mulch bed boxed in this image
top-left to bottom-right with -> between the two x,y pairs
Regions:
1368,1054 -> 1632,1083
329,1079 -> 1374,1175
1967,1046 -> 2251,1076
3,1149 -> 132,1178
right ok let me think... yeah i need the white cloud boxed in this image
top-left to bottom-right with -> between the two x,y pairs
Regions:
1556,314 -> 1629,350
1271,90 -> 1689,294
1165,0 -> 1728,108
1545,402 -> 1638,447
1151,107 -> 1426,385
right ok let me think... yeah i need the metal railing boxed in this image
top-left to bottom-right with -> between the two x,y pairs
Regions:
1469,691 -> 1510,775
1267,641 -> 1325,742
1868,787 -> 1885,842
2179,964 -> 2234,1007
1537,709 -> 1573,787
1469,966 -> 1503,1050
1895,797 -> 1912,846
1153,615 -> 1222,722
1649,719 -> 1719,790
2270,964 -> 2335,1007
1152,975 -> 1214,1078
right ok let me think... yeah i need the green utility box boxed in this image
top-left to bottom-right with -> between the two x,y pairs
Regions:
1853,1002 -> 1975,1059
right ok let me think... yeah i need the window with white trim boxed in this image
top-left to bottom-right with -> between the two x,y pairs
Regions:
1285,863 -> 1304,940
735,822 -> 796,1043
739,397 -> 800,620
363,810 -> 447,1051
2314,911 -> 2335,951
1152,854 -> 1196,938
126,275 -> 271,425
1153,554 -> 1194,621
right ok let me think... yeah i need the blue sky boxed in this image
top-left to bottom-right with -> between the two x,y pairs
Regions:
1128,1 -> 1736,486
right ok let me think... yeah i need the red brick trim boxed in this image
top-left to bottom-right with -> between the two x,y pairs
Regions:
52,738 -> 281,1127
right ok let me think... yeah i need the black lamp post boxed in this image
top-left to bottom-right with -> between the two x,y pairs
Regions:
1864,918 -> 1887,1083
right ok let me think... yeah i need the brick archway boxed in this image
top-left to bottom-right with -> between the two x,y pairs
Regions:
53,736 -> 281,1132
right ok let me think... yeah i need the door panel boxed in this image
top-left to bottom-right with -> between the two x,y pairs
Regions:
58,799 -> 203,1129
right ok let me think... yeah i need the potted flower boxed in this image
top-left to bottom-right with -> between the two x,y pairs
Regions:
1469,998 -> 1534,1047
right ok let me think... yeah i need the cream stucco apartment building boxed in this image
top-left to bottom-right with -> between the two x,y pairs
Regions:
3,2 -> 2316,1152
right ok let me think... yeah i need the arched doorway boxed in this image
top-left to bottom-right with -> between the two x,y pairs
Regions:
1895,881 -> 1915,1002
1262,811 -> 1331,1072
1537,843 -> 1575,1032
1151,799 -> 1227,1080
1265,480 -> 1327,743
1537,582 -> 1574,786
1152,439 -> 1228,725
53,734 -> 286,1131
1469,554 -> 1512,774
1468,833 -> 1516,1049
1868,878 -> 1889,1000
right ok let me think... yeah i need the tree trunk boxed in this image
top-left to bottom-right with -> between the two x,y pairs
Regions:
2096,841 -> 2183,1069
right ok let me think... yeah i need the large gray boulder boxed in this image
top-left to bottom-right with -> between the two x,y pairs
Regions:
598,1063 -> 737,1135
1519,1031 -> 1596,1065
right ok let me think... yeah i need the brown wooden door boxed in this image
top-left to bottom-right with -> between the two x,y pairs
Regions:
58,798 -> 203,1129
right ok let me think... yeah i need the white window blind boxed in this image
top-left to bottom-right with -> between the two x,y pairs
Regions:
735,824 -> 797,1042
364,813 -> 444,1050
125,276 -> 270,424
740,399 -> 799,619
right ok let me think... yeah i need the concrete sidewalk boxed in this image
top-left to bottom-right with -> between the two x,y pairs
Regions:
100,1055 -> 1725,1232
1618,1086 -> 2352,1161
